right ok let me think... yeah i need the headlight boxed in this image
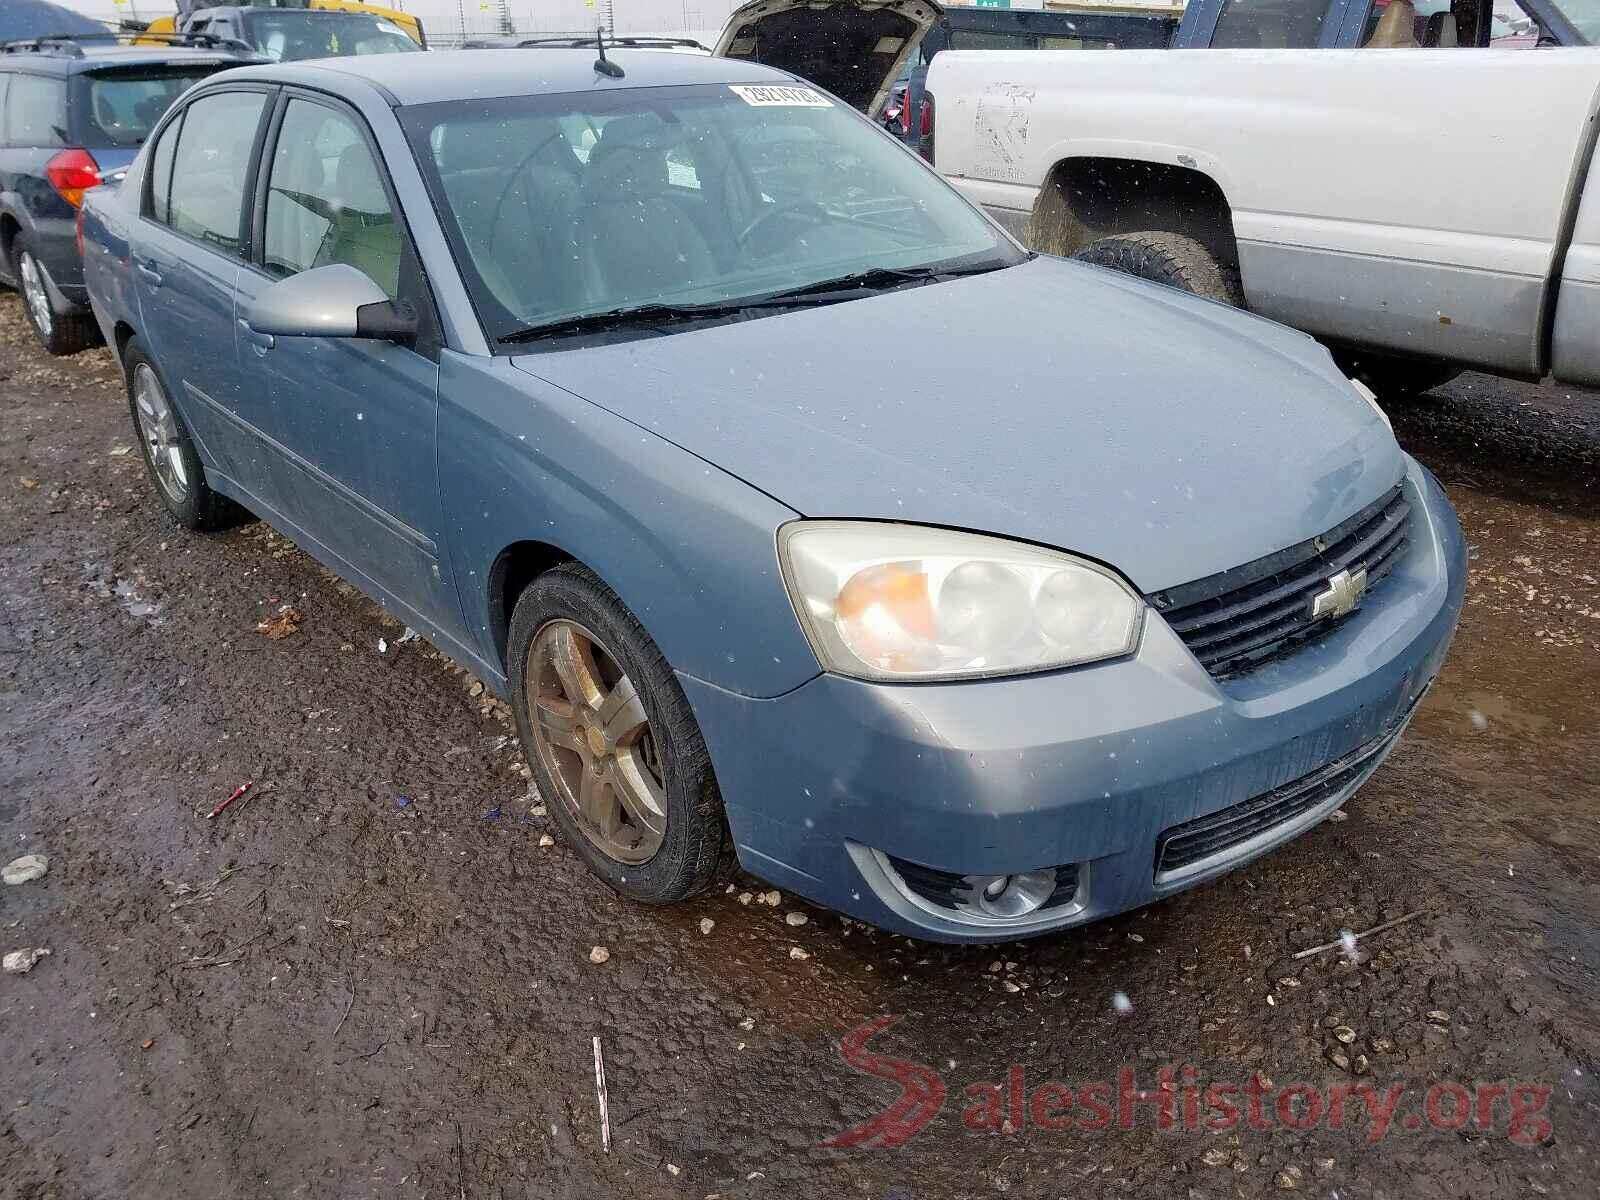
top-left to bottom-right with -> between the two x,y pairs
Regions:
1349,376 -> 1392,431
778,522 -> 1143,681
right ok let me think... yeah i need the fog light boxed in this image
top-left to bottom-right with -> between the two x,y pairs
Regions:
965,870 -> 1055,919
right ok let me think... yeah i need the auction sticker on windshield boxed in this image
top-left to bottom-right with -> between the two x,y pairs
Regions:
730,85 -> 831,107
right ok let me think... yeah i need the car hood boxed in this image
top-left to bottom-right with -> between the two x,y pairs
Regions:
714,0 -> 942,116
512,256 -> 1403,593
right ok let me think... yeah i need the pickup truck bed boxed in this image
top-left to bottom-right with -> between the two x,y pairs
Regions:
930,48 -> 1600,387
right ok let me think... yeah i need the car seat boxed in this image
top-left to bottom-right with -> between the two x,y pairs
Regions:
576,115 -> 717,306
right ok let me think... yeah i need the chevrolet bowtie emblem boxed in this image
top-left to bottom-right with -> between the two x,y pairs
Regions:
1311,567 -> 1368,621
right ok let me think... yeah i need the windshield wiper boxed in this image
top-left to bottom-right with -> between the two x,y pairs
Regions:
740,261 -> 1007,307
496,301 -> 756,344
497,262 -> 1012,344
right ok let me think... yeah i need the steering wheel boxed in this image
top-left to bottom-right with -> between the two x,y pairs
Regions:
736,201 -> 835,252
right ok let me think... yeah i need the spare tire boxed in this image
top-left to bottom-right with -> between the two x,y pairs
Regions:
1072,231 -> 1245,308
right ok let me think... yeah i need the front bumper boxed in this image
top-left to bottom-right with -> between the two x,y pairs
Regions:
681,457 -> 1466,942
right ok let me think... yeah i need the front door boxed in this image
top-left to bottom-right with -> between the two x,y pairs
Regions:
243,93 -> 460,636
133,87 -> 271,483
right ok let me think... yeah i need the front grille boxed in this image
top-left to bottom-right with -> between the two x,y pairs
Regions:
1149,485 -> 1411,678
885,856 -> 1079,914
1154,721 -> 1403,877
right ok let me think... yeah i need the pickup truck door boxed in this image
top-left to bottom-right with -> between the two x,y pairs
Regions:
239,92 -> 462,637
132,86 -> 273,486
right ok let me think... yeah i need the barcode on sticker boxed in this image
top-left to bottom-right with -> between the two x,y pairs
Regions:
729,85 -> 831,108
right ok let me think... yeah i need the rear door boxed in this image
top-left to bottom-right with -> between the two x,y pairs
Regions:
132,86 -> 273,484
239,91 -> 459,633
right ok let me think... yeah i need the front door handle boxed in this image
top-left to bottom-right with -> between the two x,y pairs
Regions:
238,318 -> 274,353
135,259 -> 162,288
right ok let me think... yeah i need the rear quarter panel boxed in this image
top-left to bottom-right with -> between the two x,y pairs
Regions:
79,164 -> 144,357
929,47 -> 1600,375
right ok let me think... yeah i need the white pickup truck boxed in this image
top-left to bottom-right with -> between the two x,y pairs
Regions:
921,39 -> 1600,395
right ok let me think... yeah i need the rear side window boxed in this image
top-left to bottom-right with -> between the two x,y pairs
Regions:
5,74 -> 68,148
76,68 -> 217,148
1209,0 -> 1328,47
164,90 -> 267,254
146,112 -> 183,225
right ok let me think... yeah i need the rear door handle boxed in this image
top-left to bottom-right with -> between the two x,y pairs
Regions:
135,259 -> 162,288
238,318 -> 274,352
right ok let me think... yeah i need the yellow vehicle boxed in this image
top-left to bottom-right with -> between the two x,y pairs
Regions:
140,0 -> 426,49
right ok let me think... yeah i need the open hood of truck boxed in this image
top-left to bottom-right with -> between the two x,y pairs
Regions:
714,0 -> 943,115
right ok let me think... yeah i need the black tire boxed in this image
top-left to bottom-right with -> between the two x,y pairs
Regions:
1334,349 -> 1461,400
13,235 -> 101,356
122,337 -> 246,531
1072,230 -> 1246,308
508,562 -> 725,903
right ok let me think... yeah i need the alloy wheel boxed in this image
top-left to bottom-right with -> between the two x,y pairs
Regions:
18,252 -> 53,339
131,363 -> 190,505
527,619 -> 667,865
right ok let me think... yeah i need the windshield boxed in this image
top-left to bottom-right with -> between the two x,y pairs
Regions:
400,83 -> 1022,345
246,12 -> 420,60
76,68 -> 215,147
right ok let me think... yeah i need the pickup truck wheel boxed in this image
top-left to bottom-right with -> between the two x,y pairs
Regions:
1072,231 -> 1245,308
1336,351 -> 1461,400
508,562 -> 725,904
15,238 -> 100,356
123,338 -> 248,531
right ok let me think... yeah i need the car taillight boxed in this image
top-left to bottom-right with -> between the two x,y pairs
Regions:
917,93 -> 936,163
46,148 -> 102,209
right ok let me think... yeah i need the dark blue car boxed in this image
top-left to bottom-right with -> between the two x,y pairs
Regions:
80,48 -> 1464,942
0,33 -> 260,353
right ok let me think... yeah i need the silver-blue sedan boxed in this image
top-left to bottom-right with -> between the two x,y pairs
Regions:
80,46 -> 1464,941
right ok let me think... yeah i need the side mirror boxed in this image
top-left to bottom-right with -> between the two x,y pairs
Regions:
245,263 -> 418,344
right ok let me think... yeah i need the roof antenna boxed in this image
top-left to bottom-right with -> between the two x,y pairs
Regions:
593,25 -> 625,78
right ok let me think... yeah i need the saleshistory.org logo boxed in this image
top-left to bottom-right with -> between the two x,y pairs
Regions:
821,1017 -> 1554,1148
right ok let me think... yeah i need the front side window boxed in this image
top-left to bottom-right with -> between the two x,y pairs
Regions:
77,67 -> 216,148
165,90 -> 267,253
401,83 -> 1022,345
5,74 -> 67,147
262,99 -> 400,298
1210,0 -> 1329,47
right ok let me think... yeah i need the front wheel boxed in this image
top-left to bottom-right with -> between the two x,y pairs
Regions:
15,236 -> 99,356
508,562 -> 725,903
1072,231 -> 1245,308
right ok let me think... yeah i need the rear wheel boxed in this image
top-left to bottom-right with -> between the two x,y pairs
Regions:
1072,230 -> 1245,308
509,563 -> 724,903
15,236 -> 100,356
123,337 -> 246,530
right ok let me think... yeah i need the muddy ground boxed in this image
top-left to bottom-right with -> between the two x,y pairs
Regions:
1,293 -> 1597,1200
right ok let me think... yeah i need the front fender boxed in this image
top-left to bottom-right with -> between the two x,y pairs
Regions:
436,353 -> 820,700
